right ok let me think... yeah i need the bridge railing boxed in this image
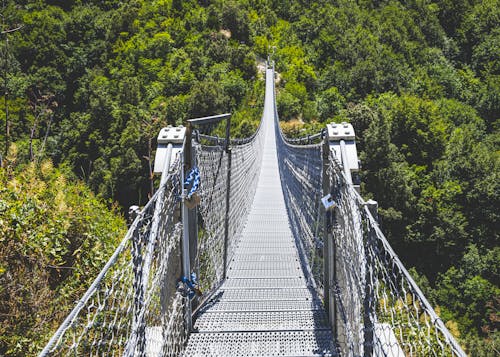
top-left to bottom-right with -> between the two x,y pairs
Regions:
277,129 -> 466,356
40,124 -> 265,356
327,157 -> 466,356
193,126 -> 264,297
39,158 -> 186,356
275,137 -> 325,294
271,61 -> 465,356
40,105 -> 266,357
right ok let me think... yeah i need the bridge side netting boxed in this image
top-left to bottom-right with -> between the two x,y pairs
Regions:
40,124 -> 265,356
194,129 -> 263,294
40,158 -> 188,356
272,73 -> 325,298
272,71 -> 464,356
40,126 -> 265,357
326,155 -> 465,356
41,77 -> 266,357
276,132 -> 465,356
275,137 -> 325,295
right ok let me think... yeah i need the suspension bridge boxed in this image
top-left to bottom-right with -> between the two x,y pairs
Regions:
40,64 -> 466,356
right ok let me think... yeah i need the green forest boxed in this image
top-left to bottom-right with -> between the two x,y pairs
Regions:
0,0 -> 498,355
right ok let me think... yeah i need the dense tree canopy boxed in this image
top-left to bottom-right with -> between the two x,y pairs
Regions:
0,152 -> 125,355
0,0 -> 498,355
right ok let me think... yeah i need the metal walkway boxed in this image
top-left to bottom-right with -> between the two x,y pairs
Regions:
184,69 -> 335,356
40,65 -> 466,357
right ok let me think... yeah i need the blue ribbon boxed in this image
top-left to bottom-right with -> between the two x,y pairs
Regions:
181,272 -> 200,299
184,167 -> 200,199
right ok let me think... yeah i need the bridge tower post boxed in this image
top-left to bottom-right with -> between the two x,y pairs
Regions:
222,115 -> 232,280
326,122 -> 360,192
182,124 -> 194,332
363,199 -> 378,357
153,126 -> 192,335
324,122 -> 362,349
322,130 -> 338,340
322,134 -> 337,341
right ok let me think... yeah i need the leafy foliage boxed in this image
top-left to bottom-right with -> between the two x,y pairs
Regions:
0,150 -> 125,356
0,0 -> 498,355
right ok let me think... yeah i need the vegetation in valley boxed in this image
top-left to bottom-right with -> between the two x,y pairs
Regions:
0,149 -> 125,355
0,0 -> 497,355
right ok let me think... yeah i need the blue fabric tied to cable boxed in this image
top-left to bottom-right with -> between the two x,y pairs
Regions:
184,166 -> 200,199
180,272 -> 202,299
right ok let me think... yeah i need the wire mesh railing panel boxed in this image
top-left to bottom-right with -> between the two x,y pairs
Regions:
227,136 -> 263,260
195,144 -> 228,292
272,69 -> 326,299
40,159 -> 187,357
276,139 -> 325,296
273,111 -> 465,356
326,159 -> 366,357
62,250 -> 135,356
130,167 -> 186,356
194,119 -> 264,297
270,57 -> 463,353
43,89 -> 265,357
325,151 -> 465,356
363,207 -> 464,356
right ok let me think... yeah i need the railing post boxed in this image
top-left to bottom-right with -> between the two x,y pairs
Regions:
364,199 -> 378,357
188,155 -> 198,282
188,129 -> 199,272
223,116 -> 232,279
182,125 -> 193,332
322,135 -> 337,340
153,125 -> 190,335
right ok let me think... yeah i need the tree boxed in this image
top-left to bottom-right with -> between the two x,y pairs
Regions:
316,86 -> 345,122
0,160 -> 125,356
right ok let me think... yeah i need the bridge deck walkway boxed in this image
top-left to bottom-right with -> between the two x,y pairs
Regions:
184,69 -> 334,356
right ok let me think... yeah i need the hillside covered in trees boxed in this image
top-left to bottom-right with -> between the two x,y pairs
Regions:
0,0 -> 498,355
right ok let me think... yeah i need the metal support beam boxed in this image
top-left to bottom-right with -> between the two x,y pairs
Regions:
187,113 -> 231,126
322,137 -> 330,312
322,136 -> 337,340
182,127 -> 193,332
329,224 -> 338,342
222,115 -> 232,279
339,140 -> 353,185
363,200 -> 378,357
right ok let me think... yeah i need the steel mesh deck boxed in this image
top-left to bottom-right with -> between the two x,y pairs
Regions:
194,311 -> 329,331
236,247 -> 299,255
185,331 -> 336,356
230,261 -> 301,270
198,299 -> 323,312
222,277 -> 305,289
218,288 -> 316,301
231,255 -> 299,262
226,270 -> 302,279
185,68 -> 334,356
